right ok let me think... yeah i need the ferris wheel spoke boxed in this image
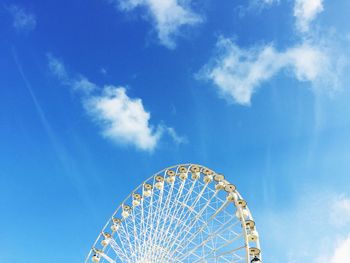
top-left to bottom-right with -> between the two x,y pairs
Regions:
174,212 -> 240,261
114,214 -> 141,261
152,190 -> 206,258
202,244 -> 247,262
140,172 -> 179,259
155,180 -> 211,252
125,218 -> 141,257
147,171 -> 200,261
128,205 -> 144,260
149,179 -> 187,244
150,169 -> 189,260
143,182 -> 180,257
139,186 -> 156,258
138,195 -> 149,259
215,231 -> 244,252
206,254 -> 245,263
147,189 -> 166,258
151,176 -> 199,255
216,244 -> 247,257
192,219 -> 240,256
93,248 -> 117,263
190,231 -> 244,263
110,227 -> 130,260
113,226 -> 134,260
154,174 -> 176,225
170,198 -> 240,261
165,189 -> 220,259
123,220 -> 139,259
108,238 -> 132,262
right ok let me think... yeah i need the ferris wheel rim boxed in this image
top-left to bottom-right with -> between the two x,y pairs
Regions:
85,163 -> 262,263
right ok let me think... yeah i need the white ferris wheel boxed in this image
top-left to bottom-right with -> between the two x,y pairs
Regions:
85,164 -> 262,263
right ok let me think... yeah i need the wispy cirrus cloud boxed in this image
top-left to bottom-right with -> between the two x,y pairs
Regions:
113,0 -> 202,48
47,54 -> 69,80
199,37 -> 340,105
47,54 -> 184,151
7,5 -> 37,32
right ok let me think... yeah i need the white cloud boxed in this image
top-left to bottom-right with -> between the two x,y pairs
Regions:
200,37 -> 339,105
294,0 -> 324,32
48,54 -> 183,151
85,86 -> 184,151
85,86 -> 162,151
117,0 -> 202,48
328,235 -> 350,263
8,5 -> 36,32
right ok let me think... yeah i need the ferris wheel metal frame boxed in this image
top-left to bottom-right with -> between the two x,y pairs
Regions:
85,163 -> 262,263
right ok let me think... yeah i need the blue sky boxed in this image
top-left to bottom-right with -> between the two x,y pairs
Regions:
1,0 -> 350,262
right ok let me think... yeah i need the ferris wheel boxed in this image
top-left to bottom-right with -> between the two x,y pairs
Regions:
85,164 -> 262,263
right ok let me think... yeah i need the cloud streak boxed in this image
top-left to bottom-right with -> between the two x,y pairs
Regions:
47,54 -> 184,151
12,48 -> 96,212
115,0 -> 202,48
